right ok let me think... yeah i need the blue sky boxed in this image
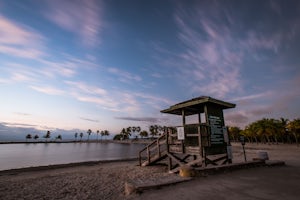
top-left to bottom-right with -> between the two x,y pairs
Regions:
0,0 -> 299,137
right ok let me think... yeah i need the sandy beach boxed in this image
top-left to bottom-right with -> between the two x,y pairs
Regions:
1,143 -> 300,200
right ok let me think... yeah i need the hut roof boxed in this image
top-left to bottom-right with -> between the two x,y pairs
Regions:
160,96 -> 235,116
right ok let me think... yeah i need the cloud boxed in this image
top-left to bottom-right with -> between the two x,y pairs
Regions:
174,9 -> 243,98
225,111 -> 249,126
0,78 -> 10,84
229,91 -> 274,106
1,121 -> 55,131
38,60 -> 77,78
3,62 -> 40,84
172,1 -> 299,99
108,67 -> 142,83
0,15 -> 44,59
115,116 -> 160,123
30,85 -> 65,95
45,0 -> 103,47
66,81 -> 107,96
80,117 -> 99,123
13,112 -> 31,116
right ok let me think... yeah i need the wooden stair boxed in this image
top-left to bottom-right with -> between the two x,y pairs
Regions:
139,134 -> 168,167
138,134 -> 203,173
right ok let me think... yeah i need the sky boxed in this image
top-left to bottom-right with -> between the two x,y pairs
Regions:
0,0 -> 299,139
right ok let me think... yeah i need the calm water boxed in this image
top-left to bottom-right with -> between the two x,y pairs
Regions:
0,142 -> 146,171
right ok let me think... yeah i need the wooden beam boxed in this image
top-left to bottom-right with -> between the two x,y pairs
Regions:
166,153 -> 185,167
181,109 -> 185,154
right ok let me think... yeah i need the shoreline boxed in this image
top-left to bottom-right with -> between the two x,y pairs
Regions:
0,139 -> 153,145
0,158 -> 140,175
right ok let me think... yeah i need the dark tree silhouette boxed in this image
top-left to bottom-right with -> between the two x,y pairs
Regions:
26,134 -> 32,142
34,134 -> 39,141
43,131 -> 51,142
87,129 -> 92,141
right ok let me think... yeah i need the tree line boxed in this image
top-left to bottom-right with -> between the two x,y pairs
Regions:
74,129 -> 110,141
113,118 -> 300,146
25,118 -> 300,144
113,125 -> 167,140
25,130 -> 61,142
228,118 -> 300,145
25,129 -> 110,142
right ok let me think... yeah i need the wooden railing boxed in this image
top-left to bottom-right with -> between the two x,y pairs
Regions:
138,134 -> 168,166
138,124 -> 211,166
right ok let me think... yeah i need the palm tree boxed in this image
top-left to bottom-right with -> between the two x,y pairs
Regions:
34,134 -> 39,141
121,128 -> 130,140
101,130 -> 105,140
126,127 -> 132,138
280,118 -> 290,143
140,130 -> 148,139
87,129 -> 92,141
228,126 -> 241,142
74,132 -> 78,141
56,134 -> 62,140
79,132 -> 83,141
136,126 -> 141,138
149,125 -> 157,138
26,134 -> 32,142
44,131 -> 51,142
104,130 -> 109,139
96,130 -> 100,141
287,119 -> 300,146
132,127 -> 136,138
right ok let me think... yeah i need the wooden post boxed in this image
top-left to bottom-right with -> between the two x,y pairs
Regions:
168,156 -> 173,171
157,139 -> 161,157
203,105 -> 208,166
166,128 -> 170,152
147,146 -> 150,164
198,112 -> 202,124
181,109 -> 185,154
198,113 -> 202,157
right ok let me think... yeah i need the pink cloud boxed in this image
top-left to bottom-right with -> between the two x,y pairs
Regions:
0,15 -> 44,59
174,12 -> 243,98
30,85 -> 65,95
65,81 -> 107,96
108,67 -> 142,83
45,0 -> 103,47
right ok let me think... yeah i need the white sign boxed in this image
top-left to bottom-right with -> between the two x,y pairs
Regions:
177,127 -> 185,140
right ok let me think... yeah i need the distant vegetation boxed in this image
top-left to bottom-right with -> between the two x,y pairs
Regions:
23,118 -> 300,145
24,129 -> 110,143
113,125 -> 167,140
113,118 -> 300,146
228,118 -> 300,145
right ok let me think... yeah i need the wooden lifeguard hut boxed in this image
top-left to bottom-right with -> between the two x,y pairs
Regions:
139,96 -> 235,173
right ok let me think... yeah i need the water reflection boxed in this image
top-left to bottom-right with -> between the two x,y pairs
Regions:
0,142 -> 146,171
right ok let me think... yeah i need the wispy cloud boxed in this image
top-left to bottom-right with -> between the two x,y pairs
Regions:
13,112 -> 31,116
115,116 -> 160,123
0,15 -> 44,59
80,117 -> 100,123
45,0 -> 103,47
30,85 -> 65,95
65,80 -> 120,111
225,111 -> 249,126
172,2 -> 295,99
66,81 -> 107,96
108,67 -> 142,83
174,10 -> 243,98
0,78 -> 11,84
229,91 -> 274,104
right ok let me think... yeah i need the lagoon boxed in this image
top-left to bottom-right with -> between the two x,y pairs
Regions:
0,142 -> 146,171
